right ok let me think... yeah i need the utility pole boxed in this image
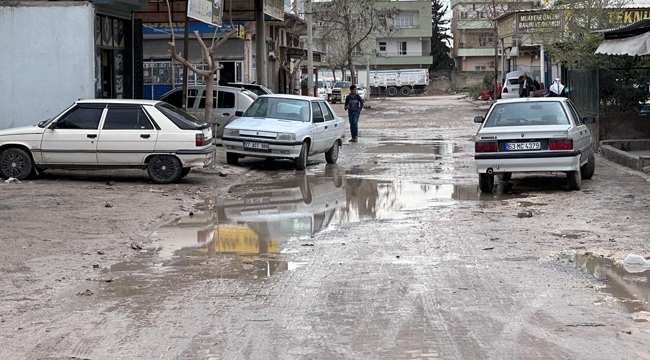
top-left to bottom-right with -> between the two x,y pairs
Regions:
182,16 -> 190,110
255,0 -> 267,86
306,0 -> 314,97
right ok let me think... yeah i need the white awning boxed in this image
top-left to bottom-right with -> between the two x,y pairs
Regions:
596,32 -> 650,56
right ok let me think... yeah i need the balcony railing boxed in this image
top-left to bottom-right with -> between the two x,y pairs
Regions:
376,52 -> 431,57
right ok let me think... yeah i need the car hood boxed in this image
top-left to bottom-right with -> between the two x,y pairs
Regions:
226,117 -> 312,133
0,125 -> 45,137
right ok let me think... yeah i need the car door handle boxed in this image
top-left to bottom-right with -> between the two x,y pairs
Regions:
325,126 -> 328,129
222,113 -> 230,116
141,134 -> 151,139
87,134 -> 97,139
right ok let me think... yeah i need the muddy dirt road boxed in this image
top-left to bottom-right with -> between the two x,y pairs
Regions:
1,96 -> 650,359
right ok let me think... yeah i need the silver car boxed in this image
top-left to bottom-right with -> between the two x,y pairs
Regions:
474,98 -> 596,191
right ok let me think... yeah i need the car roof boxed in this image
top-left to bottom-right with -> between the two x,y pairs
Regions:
77,99 -> 160,105
258,94 -> 323,101
495,97 -> 568,104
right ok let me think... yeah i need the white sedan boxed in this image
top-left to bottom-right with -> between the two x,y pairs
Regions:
474,98 -> 596,191
0,99 -> 215,183
222,95 -> 345,170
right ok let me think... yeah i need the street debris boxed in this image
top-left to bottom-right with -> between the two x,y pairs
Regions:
482,247 -> 495,251
93,264 -> 100,269
76,289 -> 94,296
301,243 -> 314,247
105,201 -> 113,208
97,250 -> 105,255
130,243 -> 143,250
565,323 -> 606,327
5,177 -> 21,184
623,254 -> 650,273
517,211 -> 533,218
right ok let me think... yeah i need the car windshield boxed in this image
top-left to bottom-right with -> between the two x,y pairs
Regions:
243,97 -> 311,122
156,103 -> 206,129
484,102 -> 571,127
334,82 -> 351,88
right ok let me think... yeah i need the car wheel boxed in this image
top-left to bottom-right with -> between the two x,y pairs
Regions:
179,167 -> 191,179
400,87 -> 411,97
498,173 -> 512,181
147,155 -> 182,184
478,173 -> 494,193
0,147 -> 33,180
581,152 -> 595,180
325,140 -> 339,164
386,87 -> 398,97
226,152 -> 239,165
567,170 -> 582,191
295,141 -> 309,170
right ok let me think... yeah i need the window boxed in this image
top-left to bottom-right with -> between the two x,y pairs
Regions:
319,102 -> 335,121
477,11 -> 485,19
103,107 -> 154,130
218,91 -> 236,108
244,98 -> 311,122
155,103 -> 205,130
398,41 -> 407,55
187,89 -> 199,108
159,89 -> 183,108
484,102 -> 570,128
567,101 -> 583,126
56,106 -> 103,130
378,42 -> 387,52
199,91 -> 219,109
475,65 -> 487,71
461,11 -> 469,19
312,102 -> 324,122
395,13 -> 414,28
479,33 -> 494,47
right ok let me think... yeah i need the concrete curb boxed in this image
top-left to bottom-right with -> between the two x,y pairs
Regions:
597,154 -> 650,182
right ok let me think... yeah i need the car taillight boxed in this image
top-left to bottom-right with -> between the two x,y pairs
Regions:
475,142 -> 498,153
549,139 -> 573,150
502,87 -> 508,93
196,133 -> 206,146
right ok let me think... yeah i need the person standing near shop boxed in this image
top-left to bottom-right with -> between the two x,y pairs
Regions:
344,85 -> 364,143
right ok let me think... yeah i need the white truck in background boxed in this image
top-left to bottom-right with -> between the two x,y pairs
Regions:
370,69 -> 429,97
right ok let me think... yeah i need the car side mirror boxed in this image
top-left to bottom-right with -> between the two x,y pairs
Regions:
583,116 -> 596,124
474,116 -> 485,124
235,111 -> 244,117
313,116 -> 325,123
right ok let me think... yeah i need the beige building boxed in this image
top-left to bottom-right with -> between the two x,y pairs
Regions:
450,0 -> 538,72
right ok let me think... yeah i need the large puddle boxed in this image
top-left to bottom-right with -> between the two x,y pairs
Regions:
366,141 -> 462,155
563,253 -> 650,313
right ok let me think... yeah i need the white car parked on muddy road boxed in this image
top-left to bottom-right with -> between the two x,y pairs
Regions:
222,95 -> 345,170
474,98 -> 596,191
0,99 -> 215,184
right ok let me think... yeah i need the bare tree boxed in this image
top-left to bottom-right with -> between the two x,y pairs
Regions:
314,0 -> 400,84
165,0 -> 236,126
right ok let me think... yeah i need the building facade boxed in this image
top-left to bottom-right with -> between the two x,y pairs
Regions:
450,0 -> 538,72
0,0 -> 147,129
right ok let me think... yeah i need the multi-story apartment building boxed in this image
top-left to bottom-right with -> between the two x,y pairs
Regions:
314,0 -> 433,73
450,0 -> 538,72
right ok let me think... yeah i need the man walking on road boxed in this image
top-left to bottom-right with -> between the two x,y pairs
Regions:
518,72 -> 534,98
344,85 -> 364,143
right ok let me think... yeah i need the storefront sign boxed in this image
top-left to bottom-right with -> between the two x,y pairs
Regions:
142,21 -> 243,35
187,0 -> 223,26
516,11 -> 563,33
609,9 -> 650,24
264,0 -> 284,21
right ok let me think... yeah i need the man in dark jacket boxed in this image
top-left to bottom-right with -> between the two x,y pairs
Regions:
518,72 -> 534,98
344,85 -> 364,143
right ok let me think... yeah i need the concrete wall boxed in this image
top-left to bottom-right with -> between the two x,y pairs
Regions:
599,114 -> 650,141
0,3 -> 95,129
600,140 -> 650,173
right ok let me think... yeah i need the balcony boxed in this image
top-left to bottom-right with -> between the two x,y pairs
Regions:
372,52 -> 433,66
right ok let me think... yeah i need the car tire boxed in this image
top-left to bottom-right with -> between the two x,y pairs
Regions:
386,87 -> 398,97
581,152 -> 596,180
567,170 -> 582,191
498,173 -> 512,181
478,173 -> 494,193
179,167 -> 191,179
147,155 -> 182,184
295,141 -> 309,170
400,87 -> 411,97
325,140 -> 339,164
0,147 -> 34,180
226,152 -> 239,165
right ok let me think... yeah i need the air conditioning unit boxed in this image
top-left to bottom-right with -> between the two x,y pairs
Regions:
488,60 -> 496,67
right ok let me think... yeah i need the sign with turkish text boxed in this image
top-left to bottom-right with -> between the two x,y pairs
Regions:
264,0 -> 284,21
516,11 -> 562,33
187,0 -> 223,26
609,9 -> 650,24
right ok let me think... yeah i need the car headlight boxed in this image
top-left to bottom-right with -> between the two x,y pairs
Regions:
224,128 -> 239,137
276,133 -> 296,141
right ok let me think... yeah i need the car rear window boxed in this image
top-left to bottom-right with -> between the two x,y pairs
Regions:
484,102 -> 571,127
155,103 -> 209,130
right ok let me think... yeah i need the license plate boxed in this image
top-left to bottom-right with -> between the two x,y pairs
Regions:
243,142 -> 269,150
244,197 -> 270,205
506,142 -> 541,151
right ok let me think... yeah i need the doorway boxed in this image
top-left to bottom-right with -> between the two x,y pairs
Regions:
102,49 -> 115,98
